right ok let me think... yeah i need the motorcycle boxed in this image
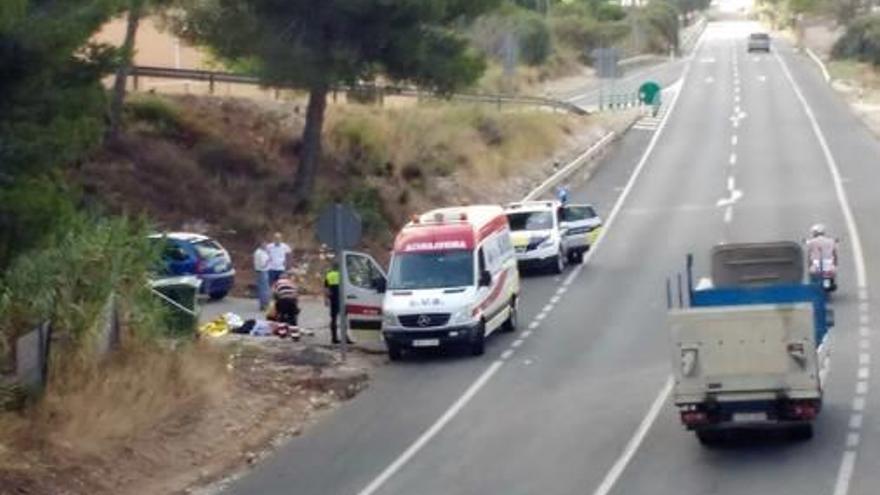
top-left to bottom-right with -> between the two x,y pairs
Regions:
808,256 -> 837,293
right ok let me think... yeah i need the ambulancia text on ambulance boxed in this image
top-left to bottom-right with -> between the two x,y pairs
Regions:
343,205 -> 520,361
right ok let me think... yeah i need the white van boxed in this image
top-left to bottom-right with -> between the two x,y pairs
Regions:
342,205 -> 520,360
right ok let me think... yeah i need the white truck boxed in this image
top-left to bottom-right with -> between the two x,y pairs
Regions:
668,242 -> 832,444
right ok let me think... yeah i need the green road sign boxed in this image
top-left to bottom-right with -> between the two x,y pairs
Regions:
638,81 -> 662,106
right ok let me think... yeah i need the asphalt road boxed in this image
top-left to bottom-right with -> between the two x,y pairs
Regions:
221,21 -> 880,495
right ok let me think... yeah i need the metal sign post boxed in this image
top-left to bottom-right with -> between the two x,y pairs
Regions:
317,203 -> 363,362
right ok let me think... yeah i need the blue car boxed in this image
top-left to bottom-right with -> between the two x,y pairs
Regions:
150,232 -> 236,300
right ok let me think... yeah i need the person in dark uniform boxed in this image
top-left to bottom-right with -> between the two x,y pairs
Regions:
324,263 -> 351,344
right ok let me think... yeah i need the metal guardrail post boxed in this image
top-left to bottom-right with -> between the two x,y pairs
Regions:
209,73 -> 215,94
133,73 -> 139,91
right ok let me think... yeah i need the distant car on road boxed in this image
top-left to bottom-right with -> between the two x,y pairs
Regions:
747,32 -> 771,53
150,232 -> 235,300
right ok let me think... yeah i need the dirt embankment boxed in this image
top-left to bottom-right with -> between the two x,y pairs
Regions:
76,93 -> 633,295
0,342 -> 377,495
14,91 -> 635,495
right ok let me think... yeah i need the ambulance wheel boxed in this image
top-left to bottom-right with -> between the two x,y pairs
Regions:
470,323 -> 486,356
501,297 -> 518,333
387,342 -> 403,361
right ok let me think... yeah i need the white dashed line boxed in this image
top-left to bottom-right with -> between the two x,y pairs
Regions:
511,339 -> 523,348
723,206 -> 733,224
858,367 -> 870,380
521,330 -> 532,338
727,176 -> 735,190
860,314 -> 870,325
535,312 -> 547,322
856,381 -> 869,395
850,414 -> 864,429
859,353 -> 870,365
860,339 -> 871,350
860,327 -> 870,337
501,349 -> 514,360
859,288 -> 869,301
550,295 -> 561,305
556,287 -> 568,296
731,135 -> 738,146
734,94 -> 740,103
528,321 -> 540,330
853,397 -> 866,412
846,433 -> 861,448
542,304 -> 554,314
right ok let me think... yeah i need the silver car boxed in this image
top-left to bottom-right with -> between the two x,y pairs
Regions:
747,33 -> 771,53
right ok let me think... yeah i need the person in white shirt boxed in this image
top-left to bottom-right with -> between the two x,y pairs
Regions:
266,232 -> 292,285
254,241 -> 271,310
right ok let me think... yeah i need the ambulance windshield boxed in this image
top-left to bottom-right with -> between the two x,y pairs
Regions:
388,250 -> 474,290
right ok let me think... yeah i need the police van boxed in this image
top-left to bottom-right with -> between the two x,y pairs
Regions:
342,205 -> 520,360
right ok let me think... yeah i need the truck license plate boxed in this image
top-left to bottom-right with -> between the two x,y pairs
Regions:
412,339 -> 439,347
732,412 -> 767,423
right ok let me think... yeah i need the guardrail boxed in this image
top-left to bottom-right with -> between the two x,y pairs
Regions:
129,66 -> 588,116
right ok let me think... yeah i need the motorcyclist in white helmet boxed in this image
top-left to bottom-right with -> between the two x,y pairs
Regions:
805,223 -> 838,278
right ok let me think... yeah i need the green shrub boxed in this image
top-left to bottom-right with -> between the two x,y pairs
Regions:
347,186 -> 390,237
328,114 -> 390,176
517,13 -> 553,66
833,15 -> 880,66
125,96 -> 186,137
0,212 -> 166,366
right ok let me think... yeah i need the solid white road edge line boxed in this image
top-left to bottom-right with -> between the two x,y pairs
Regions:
355,361 -> 504,495
587,31 -> 704,495
775,45 -> 871,495
357,29 -> 702,495
774,49 -> 868,289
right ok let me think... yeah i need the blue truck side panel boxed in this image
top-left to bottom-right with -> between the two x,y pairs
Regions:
689,283 -> 830,346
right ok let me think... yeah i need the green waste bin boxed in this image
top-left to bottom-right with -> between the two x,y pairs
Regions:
149,276 -> 201,337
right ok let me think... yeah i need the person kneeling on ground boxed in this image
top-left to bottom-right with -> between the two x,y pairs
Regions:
270,274 -> 300,327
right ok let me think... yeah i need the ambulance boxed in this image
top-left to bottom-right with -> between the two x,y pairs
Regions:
342,205 -> 520,360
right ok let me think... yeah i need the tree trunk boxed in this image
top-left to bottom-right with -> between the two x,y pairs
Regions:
106,0 -> 145,142
292,85 -> 329,209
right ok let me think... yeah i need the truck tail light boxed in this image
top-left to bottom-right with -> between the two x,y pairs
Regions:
788,401 -> 818,420
681,410 -> 709,426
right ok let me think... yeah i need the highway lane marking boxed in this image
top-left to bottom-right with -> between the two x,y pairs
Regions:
528,321 -> 540,330
543,304 -> 554,313
592,378 -> 674,495
734,94 -> 741,103
858,367 -> 870,380
856,381 -> 868,395
355,359 -> 504,495
723,206 -> 733,224
731,135 -> 738,146
521,330 -> 532,338
556,286 -> 568,295
501,349 -> 514,360
729,153 -> 737,166
358,33 -> 700,495
850,414 -> 863,429
859,352 -> 870,364
550,295 -> 561,305
727,176 -> 735,190
716,189 -> 743,207
774,50 -> 868,288
860,327 -> 870,337
852,397 -> 866,412
860,288 -> 869,301
846,433 -> 860,448
859,302 -> 870,313
776,47 -> 872,495
832,451 -> 857,495
511,339 -> 524,348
